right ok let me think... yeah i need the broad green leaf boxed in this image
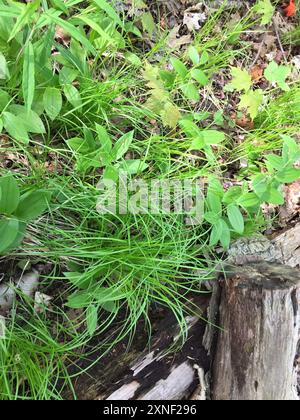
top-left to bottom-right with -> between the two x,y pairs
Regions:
238,89 -> 263,120
8,0 -> 40,41
252,174 -> 268,197
181,83 -> 199,101
199,50 -> 209,65
86,304 -> 98,336
113,131 -> 134,161
95,124 -> 112,153
59,67 -> 78,85
160,102 -> 181,128
191,130 -> 225,148
0,52 -> 9,79
14,190 -> 50,221
0,174 -> 20,215
141,12 -> 155,36
43,87 -> 62,121
220,219 -> 231,249
222,186 -> 243,204
254,0 -> 275,25
275,168 -> 300,183
191,69 -> 208,86
265,154 -> 283,171
228,67 -> 252,92
67,137 -> 90,154
2,112 -> 29,144
265,187 -> 284,205
227,204 -> 244,234
170,57 -> 188,79
119,159 -> 149,175
209,220 -> 222,247
207,191 -> 222,214
188,46 -> 200,65
0,218 -> 19,254
93,0 -> 122,26
238,192 -> 261,208
0,89 -> 10,111
179,119 -> 201,138
264,61 -> 291,91
14,108 -> 45,134
282,135 -> 300,164
103,165 -> 119,183
64,84 -> 82,110
22,42 -> 35,111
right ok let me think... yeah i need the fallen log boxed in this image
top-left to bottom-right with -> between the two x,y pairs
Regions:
211,262 -> 300,400
68,296 -> 210,400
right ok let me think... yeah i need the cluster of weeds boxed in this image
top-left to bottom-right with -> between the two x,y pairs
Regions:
0,0 -> 300,399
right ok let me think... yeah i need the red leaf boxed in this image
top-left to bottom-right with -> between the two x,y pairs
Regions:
284,0 -> 296,17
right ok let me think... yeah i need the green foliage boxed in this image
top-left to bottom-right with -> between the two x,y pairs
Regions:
264,61 -> 291,91
253,0 -> 275,25
0,173 -> 50,254
204,136 -> 300,248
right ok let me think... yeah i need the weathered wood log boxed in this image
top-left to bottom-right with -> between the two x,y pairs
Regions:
68,296 -> 210,400
211,262 -> 300,400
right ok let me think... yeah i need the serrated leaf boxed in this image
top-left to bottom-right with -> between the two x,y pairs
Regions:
181,83 -> 199,101
264,61 -> 291,91
22,42 -> 35,111
43,87 -> 62,121
238,89 -> 263,120
160,102 -> 181,128
229,67 -> 252,92
254,0 -> 275,25
0,174 -> 20,215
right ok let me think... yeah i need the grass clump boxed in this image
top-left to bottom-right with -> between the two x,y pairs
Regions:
0,0 -> 300,399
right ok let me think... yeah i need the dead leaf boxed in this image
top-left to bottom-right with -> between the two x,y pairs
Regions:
168,25 -> 192,49
250,65 -> 263,82
183,11 -> 207,31
230,112 -> 254,129
279,180 -> 300,224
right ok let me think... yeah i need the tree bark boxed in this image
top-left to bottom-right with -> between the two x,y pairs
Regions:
211,262 -> 300,400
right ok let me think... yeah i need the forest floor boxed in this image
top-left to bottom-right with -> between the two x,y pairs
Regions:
0,0 -> 300,400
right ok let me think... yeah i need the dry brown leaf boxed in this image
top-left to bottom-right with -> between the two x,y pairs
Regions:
250,64 -> 263,82
279,180 -> 300,224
